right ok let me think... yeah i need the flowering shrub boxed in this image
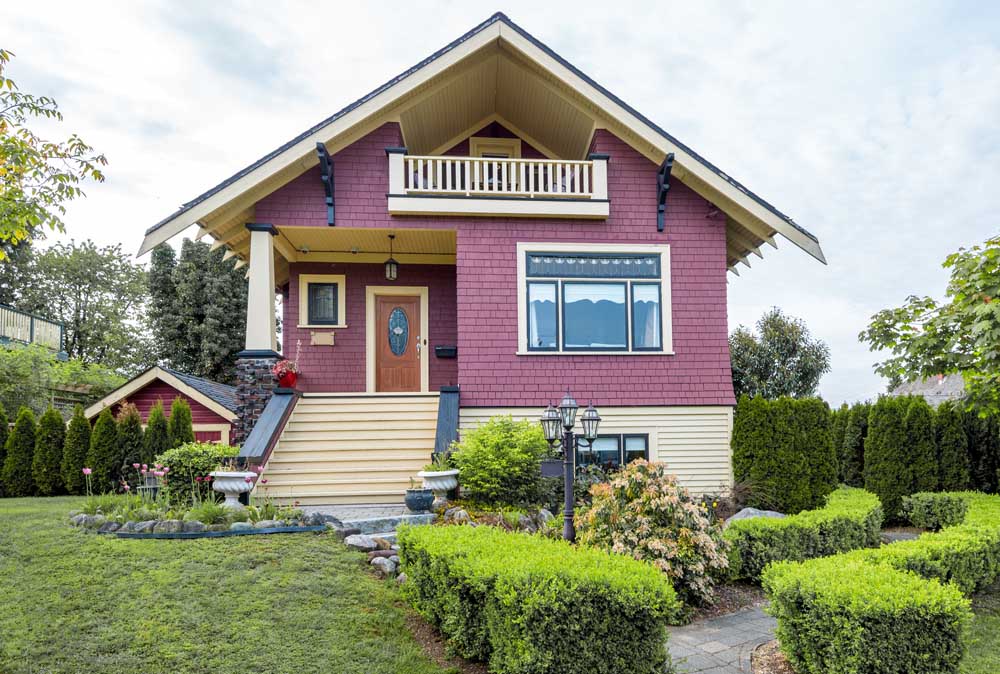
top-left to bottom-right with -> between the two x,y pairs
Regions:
272,359 -> 298,378
575,459 -> 729,605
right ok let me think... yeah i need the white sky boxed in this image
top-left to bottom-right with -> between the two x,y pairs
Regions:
4,1 -> 999,405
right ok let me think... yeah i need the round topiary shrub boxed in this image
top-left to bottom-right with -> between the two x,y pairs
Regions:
575,459 -> 729,605
450,415 -> 550,507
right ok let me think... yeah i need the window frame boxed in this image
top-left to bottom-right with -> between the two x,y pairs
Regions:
469,136 -> 522,158
526,280 -> 559,352
516,242 -> 672,355
297,274 -> 347,328
630,281 -> 663,352
575,432 -> 650,469
560,280 -> 629,352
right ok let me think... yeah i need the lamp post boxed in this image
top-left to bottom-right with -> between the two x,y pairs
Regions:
540,391 -> 600,541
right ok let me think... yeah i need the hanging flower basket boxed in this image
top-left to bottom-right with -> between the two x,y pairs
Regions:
272,359 -> 298,388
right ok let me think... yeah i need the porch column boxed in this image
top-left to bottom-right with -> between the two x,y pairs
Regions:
234,223 -> 279,445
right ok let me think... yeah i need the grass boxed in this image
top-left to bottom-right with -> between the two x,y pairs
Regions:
0,497 -> 453,674
963,581 -> 1000,674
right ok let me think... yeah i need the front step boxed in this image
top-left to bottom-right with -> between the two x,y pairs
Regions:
341,513 -> 435,535
254,394 -> 440,505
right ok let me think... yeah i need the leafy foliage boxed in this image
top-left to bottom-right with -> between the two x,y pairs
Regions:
902,492 -> 968,531
0,402 -> 8,494
937,401 -> 971,491
729,307 -> 830,399
154,441 -> 238,507
449,415 -> 549,506
2,407 -> 36,496
905,396 -> 939,493
839,401 -> 869,486
31,406 -> 64,495
115,403 -> 144,474
0,343 -> 124,417
398,523 -> 679,673
0,49 -> 106,254
725,487 -> 883,581
861,235 -> 1000,412
60,404 -> 90,494
576,460 -> 729,605
85,408 -> 118,493
167,397 -> 195,449
148,240 -> 247,383
142,400 -> 169,466
864,396 -> 910,519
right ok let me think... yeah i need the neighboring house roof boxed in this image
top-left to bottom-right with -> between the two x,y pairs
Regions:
84,366 -> 238,420
138,12 -> 825,273
890,374 -> 966,408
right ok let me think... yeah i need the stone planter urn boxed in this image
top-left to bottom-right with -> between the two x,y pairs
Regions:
417,468 -> 459,509
210,471 -> 257,510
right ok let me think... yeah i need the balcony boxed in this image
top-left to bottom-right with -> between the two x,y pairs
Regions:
386,149 -> 609,219
0,304 -> 64,351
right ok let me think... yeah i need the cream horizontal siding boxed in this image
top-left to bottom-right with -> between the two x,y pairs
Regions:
459,406 -> 733,495
255,394 -> 439,505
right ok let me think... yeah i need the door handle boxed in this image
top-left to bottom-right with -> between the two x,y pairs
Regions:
416,335 -> 421,358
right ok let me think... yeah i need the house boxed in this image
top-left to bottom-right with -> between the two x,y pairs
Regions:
85,366 -> 237,443
137,13 -> 825,504
891,374 -> 966,408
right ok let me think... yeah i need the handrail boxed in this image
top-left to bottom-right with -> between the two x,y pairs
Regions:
0,304 -> 64,350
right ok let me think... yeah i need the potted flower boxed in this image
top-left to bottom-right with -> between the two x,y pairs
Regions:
417,452 -> 459,497
210,459 -> 259,510
272,358 -> 298,388
404,478 -> 434,512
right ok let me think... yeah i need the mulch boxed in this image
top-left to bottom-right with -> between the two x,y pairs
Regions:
752,640 -> 796,674
688,581 -> 767,622
405,611 -> 488,674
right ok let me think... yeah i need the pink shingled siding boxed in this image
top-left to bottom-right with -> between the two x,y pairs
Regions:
258,123 -> 734,407
107,380 -> 232,425
282,262 -> 458,392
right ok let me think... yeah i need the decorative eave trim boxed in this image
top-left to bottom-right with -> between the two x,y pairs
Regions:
84,366 -> 237,422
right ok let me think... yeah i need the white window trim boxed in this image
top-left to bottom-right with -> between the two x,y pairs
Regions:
469,136 -> 521,158
515,242 -> 673,355
297,274 -> 347,328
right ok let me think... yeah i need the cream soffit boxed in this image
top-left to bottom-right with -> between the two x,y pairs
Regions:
84,366 -> 237,421
138,12 -> 824,271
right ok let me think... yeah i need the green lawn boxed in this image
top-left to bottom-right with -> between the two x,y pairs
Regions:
0,497 -> 453,674
964,581 -> 1000,674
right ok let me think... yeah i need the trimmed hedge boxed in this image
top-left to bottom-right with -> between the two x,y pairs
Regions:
864,396 -> 909,519
397,524 -> 680,674
725,487 -> 883,581
840,401 -> 869,487
902,492 -> 968,531
763,492 -> 1000,674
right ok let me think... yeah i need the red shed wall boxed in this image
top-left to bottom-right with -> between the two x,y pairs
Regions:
258,123 -> 734,408
111,380 -> 231,425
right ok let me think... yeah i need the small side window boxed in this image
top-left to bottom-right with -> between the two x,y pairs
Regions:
307,283 -> 338,325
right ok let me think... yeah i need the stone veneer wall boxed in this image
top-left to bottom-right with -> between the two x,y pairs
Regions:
233,356 -> 278,445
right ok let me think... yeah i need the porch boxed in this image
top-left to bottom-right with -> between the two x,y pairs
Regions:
0,304 -> 64,351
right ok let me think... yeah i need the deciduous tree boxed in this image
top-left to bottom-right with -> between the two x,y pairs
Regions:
730,308 -> 830,399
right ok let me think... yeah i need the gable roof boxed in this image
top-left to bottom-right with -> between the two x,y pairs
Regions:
84,366 -> 238,420
890,374 -> 967,408
139,12 -> 825,272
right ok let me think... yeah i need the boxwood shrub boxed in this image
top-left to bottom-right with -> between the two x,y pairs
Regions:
901,492 -> 969,531
725,486 -> 883,581
397,524 -> 680,674
763,492 -> 1000,673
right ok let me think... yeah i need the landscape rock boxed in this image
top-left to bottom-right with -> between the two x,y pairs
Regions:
396,572 -> 407,585
68,510 -> 81,518
230,521 -> 253,532
344,534 -> 379,552
153,519 -> 184,534
305,512 -> 342,527
254,520 -> 281,529
329,525 -> 361,541
82,514 -> 107,529
368,549 -> 397,560
389,555 -> 400,565
97,521 -> 121,534
724,507 -> 786,529
207,524 -> 229,532
370,557 -> 397,577
133,520 -> 157,533
372,536 -> 393,550
517,514 -> 537,533
183,520 -> 207,533
444,508 -> 470,524
119,521 -> 138,533
70,514 -> 88,527
537,509 -> 554,524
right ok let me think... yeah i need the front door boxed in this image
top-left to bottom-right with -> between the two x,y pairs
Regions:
375,295 -> 421,392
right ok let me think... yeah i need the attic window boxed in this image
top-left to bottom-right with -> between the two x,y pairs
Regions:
469,136 -> 521,158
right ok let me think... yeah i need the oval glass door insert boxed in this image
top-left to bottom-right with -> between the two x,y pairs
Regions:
388,307 -> 409,356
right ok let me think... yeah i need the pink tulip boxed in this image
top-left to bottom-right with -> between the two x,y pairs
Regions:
132,463 -> 140,469
163,467 -> 170,474
82,468 -> 92,475
195,476 -> 202,482
154,463 -> 162,469
123,484 -> 131,492
244,476 -> 253,483
261,479 -> 268,485
253,465 -> 264,474
153,470 -> 164,477
142,464 -> 148,470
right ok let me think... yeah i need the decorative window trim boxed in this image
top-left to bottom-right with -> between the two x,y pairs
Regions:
297,274 -> 347,328
516,242 -> 672,355
469,136 -> 521,158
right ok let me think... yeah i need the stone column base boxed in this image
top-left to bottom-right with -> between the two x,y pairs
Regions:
233,353 -> 279,445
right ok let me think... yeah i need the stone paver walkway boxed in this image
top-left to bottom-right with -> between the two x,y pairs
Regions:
304,504 -> 409,521
668,606 -> 776,673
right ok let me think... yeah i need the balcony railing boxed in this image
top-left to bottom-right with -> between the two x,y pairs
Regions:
0,304 -> 64,351
386,149 -> 609,219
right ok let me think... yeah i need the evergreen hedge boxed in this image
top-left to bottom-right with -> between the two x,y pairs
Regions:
116,403 -> 145,473
864,396 -> 909,519
901,492 -> 968,531
725,487 -> 883,581
964,410 -> 999,493
142,400 -> 170,466
397,524 -> 680,674
61,405 -> 91,494
168,397 -> 195,448
829,404 -> 848,481
936,401 -> 971,491
840,401 -> 869,487
905,397 -> 939,493
0,402 -> 8,495
86,408 -> 119,493
32,406 -> 65,495
2,407 -> 37,496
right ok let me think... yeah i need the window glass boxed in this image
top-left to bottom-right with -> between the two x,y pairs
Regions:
578,436 -> 620,469
624,435 -> 648,464
632,284 -> 661,350
562,283 -> 627,349
307,283 -> 338,325
527,282 -> 557,350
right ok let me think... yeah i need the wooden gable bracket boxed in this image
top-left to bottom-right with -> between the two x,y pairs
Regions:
316,142 -> 335,226
656,153 -> 675,232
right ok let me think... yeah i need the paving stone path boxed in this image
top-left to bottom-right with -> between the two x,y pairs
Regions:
668,606 -> 776,673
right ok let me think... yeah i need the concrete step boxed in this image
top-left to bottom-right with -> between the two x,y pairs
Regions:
340,513 -> 435,535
